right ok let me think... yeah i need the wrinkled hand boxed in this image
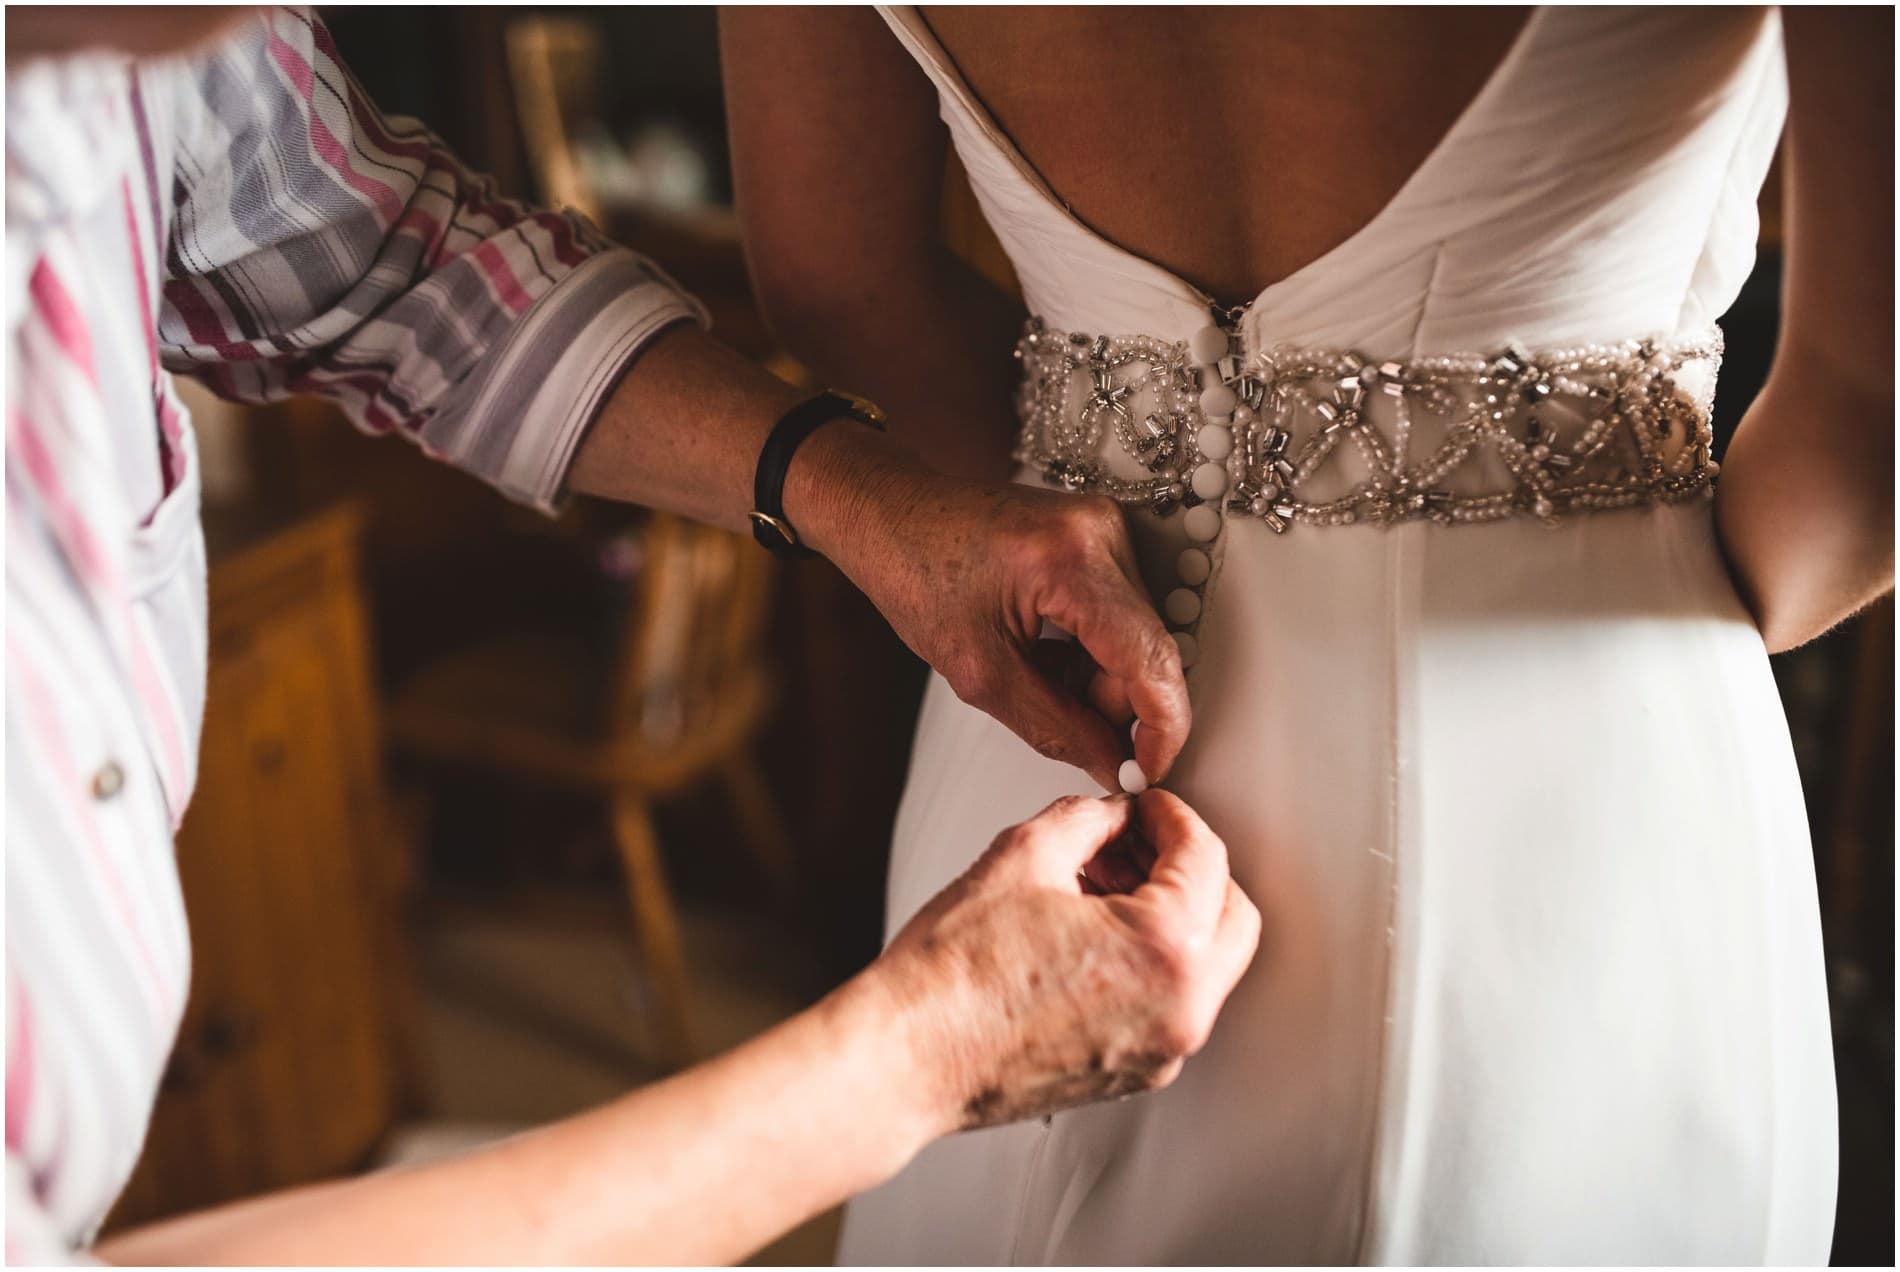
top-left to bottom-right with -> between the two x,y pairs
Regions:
815,460 -> 1190,789
873,791 -> 1260,1131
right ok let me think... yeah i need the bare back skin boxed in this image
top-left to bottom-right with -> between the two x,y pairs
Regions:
921,5 -> 1529,307
726,9 -> 1891,645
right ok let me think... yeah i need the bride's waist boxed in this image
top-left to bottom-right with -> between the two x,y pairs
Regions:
1012,319 -> 1722,534
1012,317 -> 1726,666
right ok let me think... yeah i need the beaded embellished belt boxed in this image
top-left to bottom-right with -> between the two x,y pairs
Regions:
1012,318 -> 1723,538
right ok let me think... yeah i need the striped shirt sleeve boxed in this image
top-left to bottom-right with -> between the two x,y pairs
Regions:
154,7 -> 707,512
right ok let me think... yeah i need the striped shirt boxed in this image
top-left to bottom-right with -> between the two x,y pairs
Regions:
5,10 -> 704,1260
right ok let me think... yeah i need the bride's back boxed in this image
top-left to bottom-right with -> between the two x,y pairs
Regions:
922,6 -> 1530,307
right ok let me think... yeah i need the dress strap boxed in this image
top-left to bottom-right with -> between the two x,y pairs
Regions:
875,6 -> 1217,334
874,7 -> 1075,220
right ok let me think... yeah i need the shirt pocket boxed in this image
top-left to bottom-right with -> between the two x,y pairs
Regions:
124,426 -> 208,825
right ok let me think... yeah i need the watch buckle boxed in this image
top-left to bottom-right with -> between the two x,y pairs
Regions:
748,509 -> 800,549
830,388 -> 887,427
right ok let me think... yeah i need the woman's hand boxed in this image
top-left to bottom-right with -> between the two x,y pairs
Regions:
569,322 -> 1184,789
873,790 -> 1261,1131
98,791 -> 1256,1267
794,430 -> 1190,790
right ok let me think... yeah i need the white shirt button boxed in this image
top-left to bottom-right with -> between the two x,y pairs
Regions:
91,760 -> 125,801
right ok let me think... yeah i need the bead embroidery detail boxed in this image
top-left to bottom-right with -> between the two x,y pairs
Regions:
1013,319 -> 1724,533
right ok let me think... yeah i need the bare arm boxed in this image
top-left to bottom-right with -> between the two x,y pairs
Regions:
569,325 -> 1189,787
721,6 -> 1023,482
97,793 -> 1257,1265
1715,8 -> 1894,651
97,972 -> 934,1265
91,319 -> 1213,1259
710,7 -> 1186,784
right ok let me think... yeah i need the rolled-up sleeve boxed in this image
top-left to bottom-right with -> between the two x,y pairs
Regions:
155,6 -> 706,512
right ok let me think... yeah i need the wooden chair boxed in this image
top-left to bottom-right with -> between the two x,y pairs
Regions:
384,513 -> 791,1069
504,16 -> 604,224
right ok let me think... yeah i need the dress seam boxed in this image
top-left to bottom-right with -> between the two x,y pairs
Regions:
1348,521 -> 1406,1264
1351,242 -> 1444,1263
1007,1123 -> 1055,1264
1663,508 -> 1783,1257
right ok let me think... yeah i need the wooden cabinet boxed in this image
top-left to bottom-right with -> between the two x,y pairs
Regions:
107,503 -> 416,1230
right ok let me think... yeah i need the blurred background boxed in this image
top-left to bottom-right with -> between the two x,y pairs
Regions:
99,8 -> 1892,1265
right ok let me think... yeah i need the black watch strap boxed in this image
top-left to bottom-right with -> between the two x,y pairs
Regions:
749,390 -> 885,557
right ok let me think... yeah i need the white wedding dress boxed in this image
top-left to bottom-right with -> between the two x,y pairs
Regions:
839,6 -> 1836,1265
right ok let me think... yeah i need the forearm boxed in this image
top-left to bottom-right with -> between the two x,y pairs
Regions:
570,319 -> 1192,787
97,971 -> 943,1266
721,6 -> 1024,484
567,321 -> 928,559
161,10 -> 707,515
1719,8 -> 1897,651
754,248 -> 1024,482
1715,350 -> 1894,652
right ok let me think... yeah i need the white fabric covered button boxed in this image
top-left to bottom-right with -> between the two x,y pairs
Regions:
1117,758 -> 1149,795
1172,631 -> 1199,668
1189,326 -> 1229,364
1191,462 -> 1228,500
1199,383 -> 1239,416
1165,588 -> 1203,624
1197,423 -> 1233,460
1177,547 -> 1211,585
1183,504 -> 1221,541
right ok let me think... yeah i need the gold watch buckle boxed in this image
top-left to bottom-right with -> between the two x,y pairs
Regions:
748,509 -> 800,548
831,388 -> 887,428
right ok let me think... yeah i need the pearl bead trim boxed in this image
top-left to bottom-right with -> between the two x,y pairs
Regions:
1013,317 -> 1724,670
1014,318 -> 1723,534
